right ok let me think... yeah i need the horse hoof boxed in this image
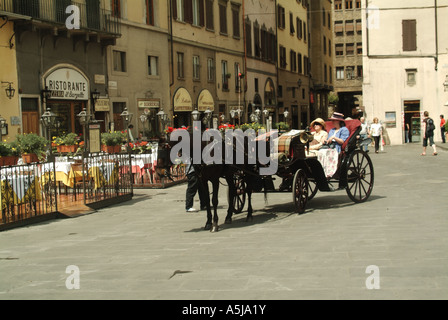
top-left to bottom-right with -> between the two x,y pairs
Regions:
204,224 -> 212,231
225,218 -> 232,224
211,226 -> 219,233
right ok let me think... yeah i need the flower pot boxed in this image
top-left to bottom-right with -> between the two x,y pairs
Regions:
22,153 -> 39,164
0,156 -> 19,167
102,145 -> 122,154
57,145 -> 77,153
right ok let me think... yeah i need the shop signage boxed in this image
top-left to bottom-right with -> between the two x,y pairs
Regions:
174,88 -> 193,112
95,98 -> 110,112
45,68 -> 89,100
138,99 -> 160,109
198,90 -> 215,112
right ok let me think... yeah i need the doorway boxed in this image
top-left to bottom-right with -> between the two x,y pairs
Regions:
47,101 -> 85,138
404,100 -> 421,143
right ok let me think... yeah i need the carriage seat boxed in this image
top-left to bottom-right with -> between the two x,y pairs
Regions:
275,130 -> 306,160
324,120 -> 361,154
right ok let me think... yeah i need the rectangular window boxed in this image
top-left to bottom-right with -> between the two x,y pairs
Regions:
222,60 -> 229,90
290,50 -> 297,72
329,67 -> 333,83
145,0 -> 154,25
336,44 -> 343,56
328,13 -> 331,30
336,67 -> 344,80
345,20 -> 354,34
207,58 -> 215,82
219,1 -> 227,34
255,78 -> 259,93
113,50 -> 127,72
111,0 -> 121,18
335,20 -> 343,35
235,63 -> 241,91
357,66 -> 363,79
346,66 -> 355,80
176,0 -> 184,22
206,0 -> 214,30
280,46 -> 287,69
345,0 -> 353,9
346,43 -> 354,56
357,42 -> 363,55
356,0 -> 361,9
245,20 -> 252,56
290,12 -> 295,34
298,53 -> 303,74
406,69 -> 417,85
356,19 -> 362,33
148,56 -> 158,76
254,24 -> 260,58
329,39 -> 332,56
303,22 -> 307,42
403,20 -> 417,52
335,0 -> 342,10
323,36 -> 327,55
193,0 -> 200,26
177,52 -> 184,78
232,4 -> 240,38
322,9 -> 325,27
278,5 -> 285,29
297,17 -> 302,39
193,55 -> 200,80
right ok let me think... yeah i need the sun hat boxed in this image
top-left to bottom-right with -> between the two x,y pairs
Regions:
310,118 -> 326,130
328,112 -> 346,122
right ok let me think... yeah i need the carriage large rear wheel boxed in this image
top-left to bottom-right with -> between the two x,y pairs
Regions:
229,173 -> 246,214
346,150 -> 374,203
293,169 -> 309,214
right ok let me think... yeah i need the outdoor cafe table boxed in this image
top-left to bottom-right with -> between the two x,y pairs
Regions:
0,167 -> 42,211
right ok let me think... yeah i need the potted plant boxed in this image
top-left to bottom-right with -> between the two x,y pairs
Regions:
15,134 -> 48,163
101,131 -> 126,153
275,122 -> 290,133
53,133 -> 80,153
0,142 -> 19,167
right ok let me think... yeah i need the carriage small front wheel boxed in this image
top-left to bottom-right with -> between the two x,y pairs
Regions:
292,169 -> 309,214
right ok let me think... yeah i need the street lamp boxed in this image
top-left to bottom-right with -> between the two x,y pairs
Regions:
283,109 -> 289,120
41,108 -> 57,156
203,108 -> 212,128
77,108 -> 91,152
1,82 -> 16,99
191,109 -> 201,122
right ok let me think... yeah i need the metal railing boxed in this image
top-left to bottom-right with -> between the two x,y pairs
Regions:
0,0 -> 120,35
1,161 -> 58,225
81,152 -> 133,206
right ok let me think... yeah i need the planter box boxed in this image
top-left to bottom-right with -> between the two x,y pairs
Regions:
102,145 -> 122,154
57,145 -> 78,153
0,156 -> 19,167
22,153 -> 39,164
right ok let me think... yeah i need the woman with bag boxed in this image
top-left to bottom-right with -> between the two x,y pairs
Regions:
368,118 -> 383,154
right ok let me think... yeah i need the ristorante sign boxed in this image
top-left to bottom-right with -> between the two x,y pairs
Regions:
45,68 -> 89,100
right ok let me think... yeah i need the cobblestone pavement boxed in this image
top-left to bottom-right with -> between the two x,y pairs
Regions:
0,144 -> 447,300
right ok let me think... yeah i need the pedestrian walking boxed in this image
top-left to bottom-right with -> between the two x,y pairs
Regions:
405,123 -> 410,143
421,111 -> 438,156
359,117 -> 369,152
441,115 -> 446,144
368,118 -> 383,154
185,159 -> 207,213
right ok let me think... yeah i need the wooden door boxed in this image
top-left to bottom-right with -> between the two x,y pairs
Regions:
22,112 -> 40,135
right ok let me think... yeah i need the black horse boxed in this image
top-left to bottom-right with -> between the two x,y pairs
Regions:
167,129 -> 256,232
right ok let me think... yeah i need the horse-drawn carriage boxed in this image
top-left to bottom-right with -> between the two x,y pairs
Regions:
164,119 -> 374,232
229,119 -> 374,215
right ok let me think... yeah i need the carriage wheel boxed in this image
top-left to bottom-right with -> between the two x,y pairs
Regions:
229,174 -> 246,214
292,169 -> 309,214
307,179 -> 318,201
346,150 -> 374,203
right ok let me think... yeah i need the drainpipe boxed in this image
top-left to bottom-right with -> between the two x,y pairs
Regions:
169,0 -> 175,119
434,0 -> 439,71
